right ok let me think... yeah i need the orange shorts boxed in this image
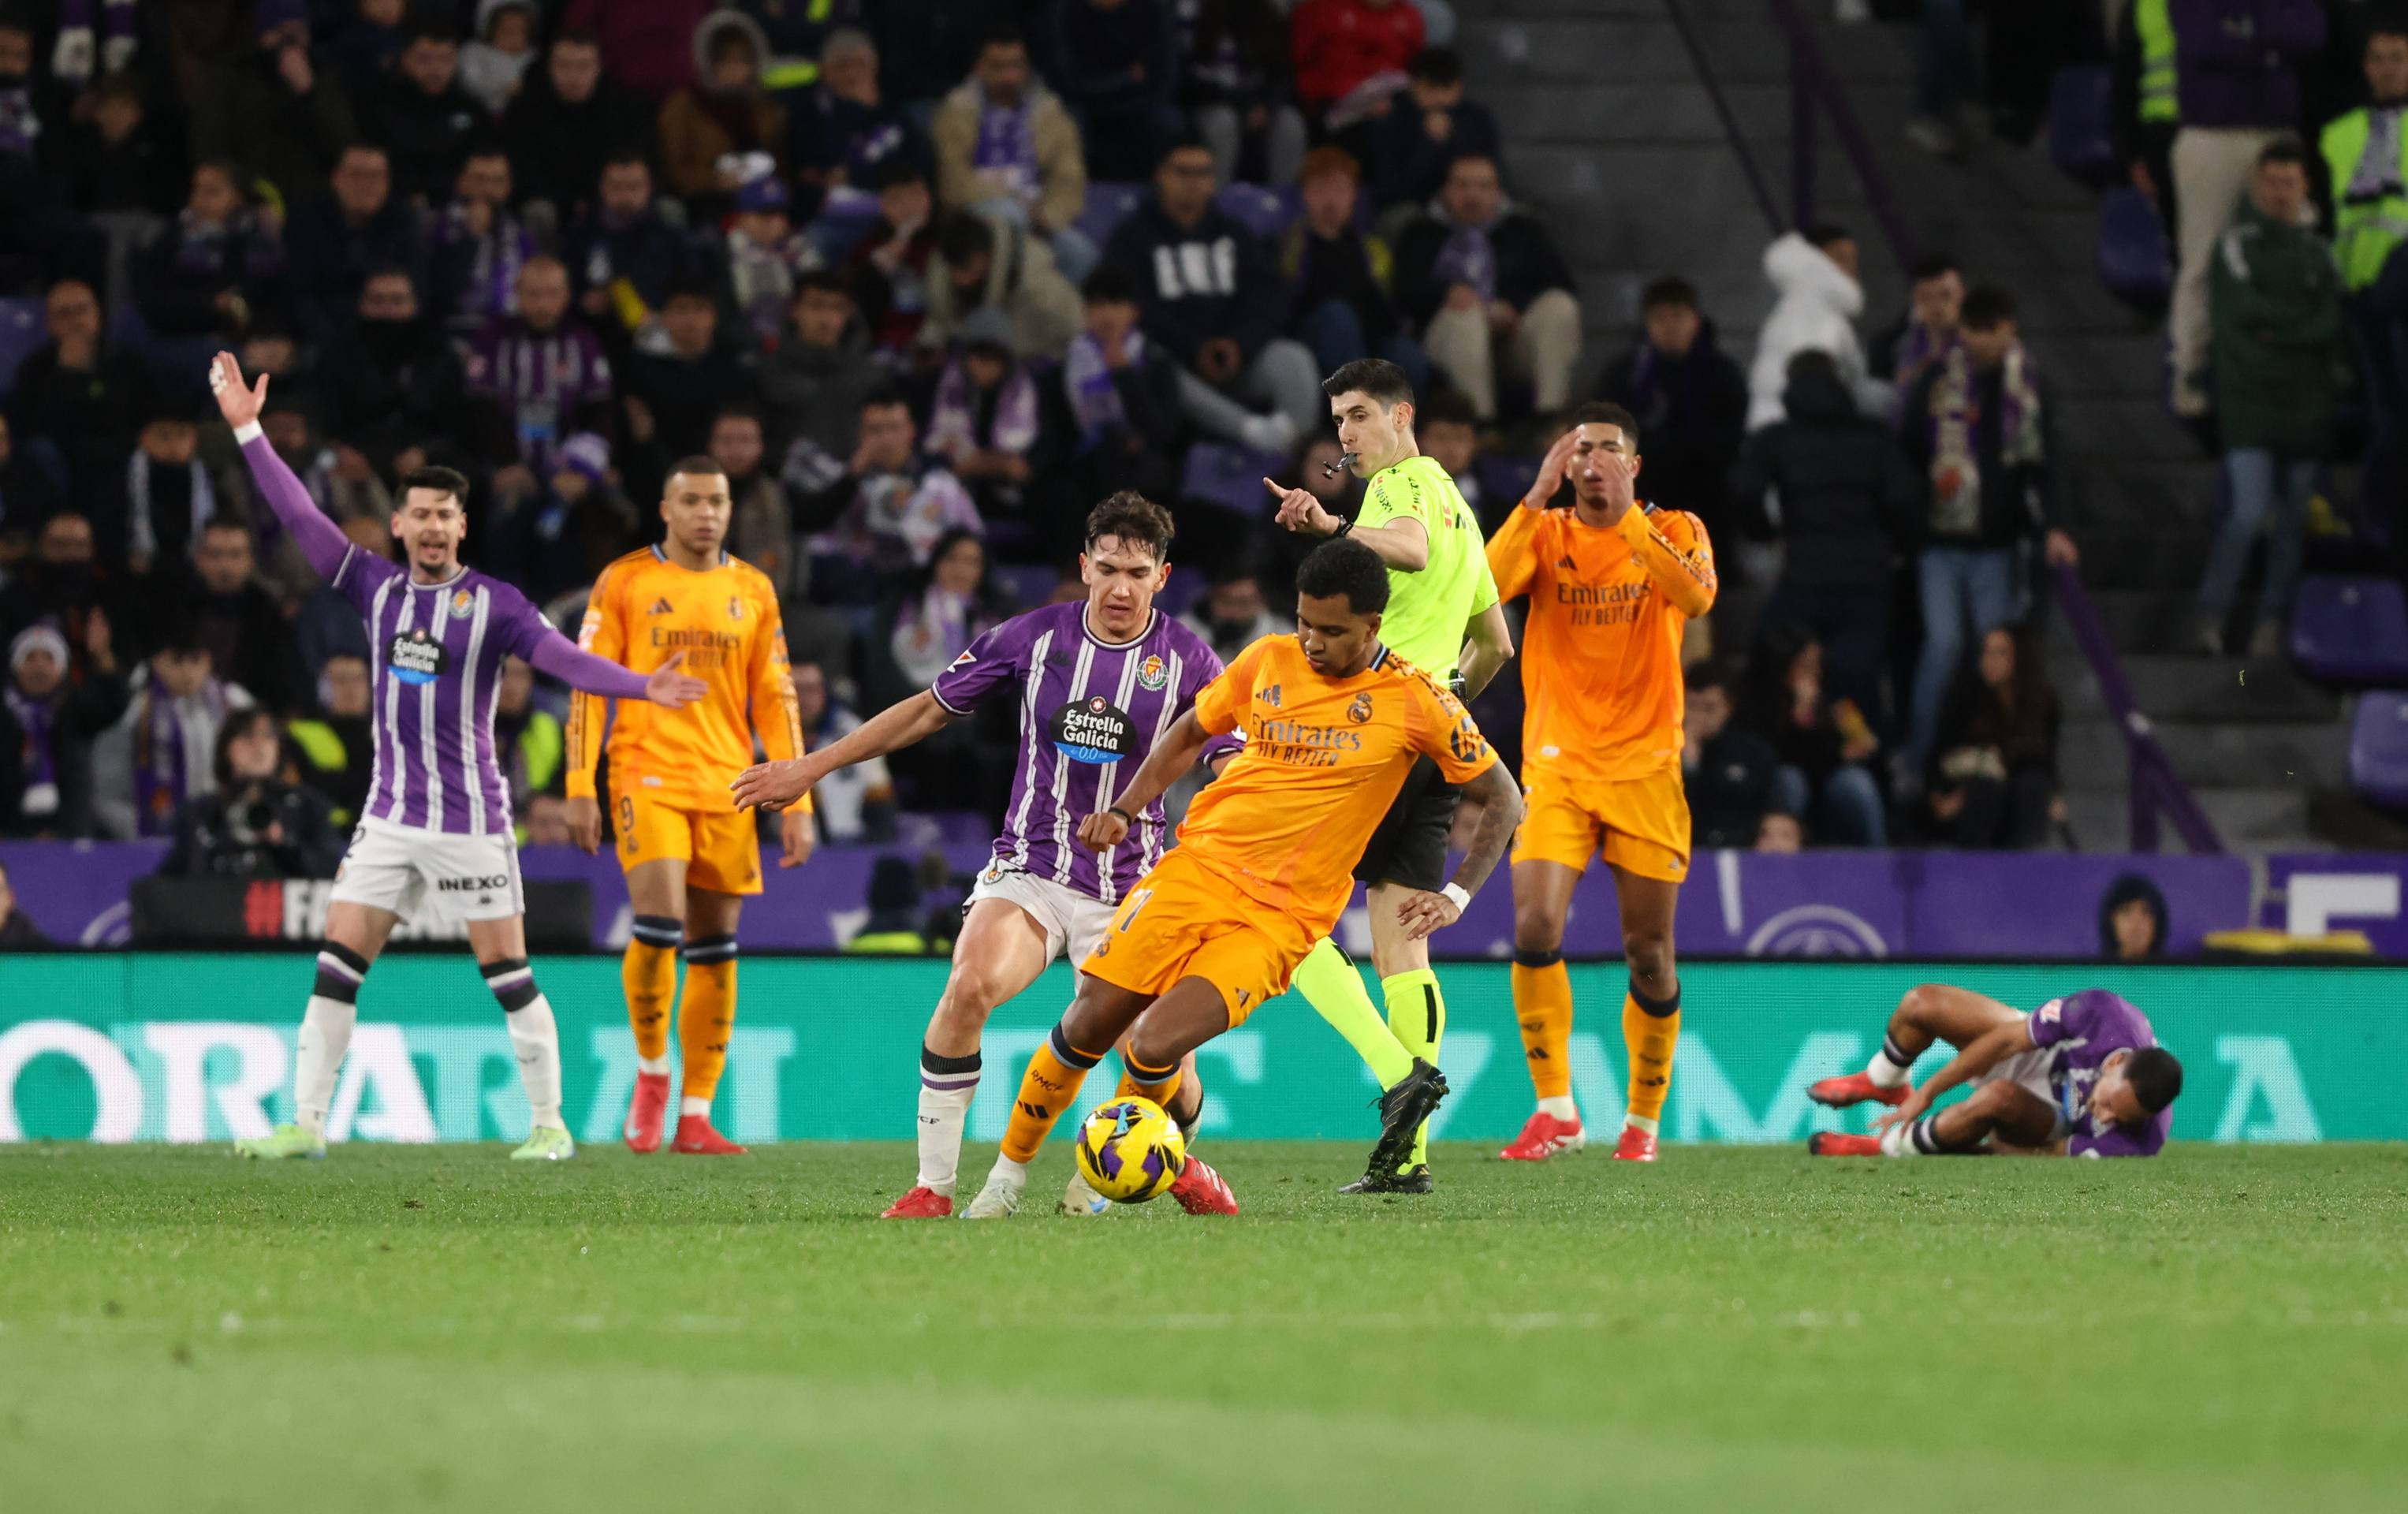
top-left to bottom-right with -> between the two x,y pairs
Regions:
1079,848 -> 1318,1027
1510,766 -> 1691,883
615,789 -> 763,895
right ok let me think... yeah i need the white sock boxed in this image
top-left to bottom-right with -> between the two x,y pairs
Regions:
1881,1120 -> 1918,1158
638,1053 -> 672,1076
1538,1095 -> 1578,1121
917,1084 -> 976,1195
508,994 -> 565,1131
987,1153 -> 1029,1188
294,996 -> 356,1139
680,1094 -> 710,1118
1866,1034 -> 1914,1089
1627,1113 -> 1660,1136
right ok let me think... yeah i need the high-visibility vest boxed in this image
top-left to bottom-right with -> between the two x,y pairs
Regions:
2320,107 -> 2408,292
2136,0 -> 2179,125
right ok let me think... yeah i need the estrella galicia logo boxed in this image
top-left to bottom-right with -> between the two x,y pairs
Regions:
387,629 -> 449,686
1050,696 -> 1134,764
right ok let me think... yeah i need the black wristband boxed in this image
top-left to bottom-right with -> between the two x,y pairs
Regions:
1107,806 -> 1135,824
1330,519 -> 1354,539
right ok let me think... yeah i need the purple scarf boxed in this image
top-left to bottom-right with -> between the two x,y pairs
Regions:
4,687 -> 57,792
442,201 -> 533,330
1892,322 -> 1959,393
132,679 -> 231,837
1430,222 -> 1497,304
926,356 -> 1040,463
1062,330 -> 1142,452
972,93 -> 1040,204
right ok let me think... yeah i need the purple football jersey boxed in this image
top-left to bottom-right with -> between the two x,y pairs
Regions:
933,602 -> 1229,903
2029,989 -> 2171,1158
334,549 -> 555,837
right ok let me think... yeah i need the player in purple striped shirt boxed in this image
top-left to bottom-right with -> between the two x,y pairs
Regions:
1806,983 -> 2184,1158
732,493 -> 1237,1218
208,353 -> 706,1163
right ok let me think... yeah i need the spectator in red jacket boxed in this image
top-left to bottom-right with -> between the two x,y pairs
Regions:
1289,0 -> 1424,118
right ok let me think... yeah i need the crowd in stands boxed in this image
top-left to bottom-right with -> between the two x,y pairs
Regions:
19,1 -> 2369,873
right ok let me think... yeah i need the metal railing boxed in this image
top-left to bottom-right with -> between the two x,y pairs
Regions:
1767,0 -> 2222,854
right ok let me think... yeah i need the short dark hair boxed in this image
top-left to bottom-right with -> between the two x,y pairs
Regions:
859,386 -> 910,415
602,150 -> 649,173
199,514 -> 254,545
1157,131 -> 1213,167
2257,136 -> 2309,171
2124,1046 -> 2184,1116
1407,47 -> 1463,87
873,157 -> 926,191
1570,400 -> 1641,452
1960,285 -> 2018,330
1640,275 -> 1698,313
1321,357 -> 1414,408
1295,538 -> 1389,616
1081,265 -> 1139,304
979,26 -> 1027,55
711,405 -> 763,431
666,455 -> 726,482
796,268 -> 855,303
938,210 -> 994,266
405,24 -> 458,50
2369,18 -> 2408,45
1907,252 -> 1962,284
398,465 -> 470,506
1083,491 -> 1175,560
662,278 -> 717,308
1804,222 -> 1854,252
554,26 -> 601,50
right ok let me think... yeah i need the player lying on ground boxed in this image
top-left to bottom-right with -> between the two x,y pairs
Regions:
210,352 -> 706,1162
731,494 -> 1236,1218
1266,357 -> 1516,1193
566,457 -> 812,1158
1490,405 -> 1717,1165
1806,983 -> 2184,1158
961,538 -> 1524,1218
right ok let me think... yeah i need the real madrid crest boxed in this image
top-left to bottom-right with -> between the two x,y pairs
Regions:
729,595 -> 744,620
1347,692 -> 1374,724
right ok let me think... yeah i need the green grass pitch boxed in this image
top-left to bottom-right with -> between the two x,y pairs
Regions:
4,1142 -> 2404,1512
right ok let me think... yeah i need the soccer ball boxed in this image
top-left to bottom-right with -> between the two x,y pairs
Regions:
1072,1096 -> 1187,1203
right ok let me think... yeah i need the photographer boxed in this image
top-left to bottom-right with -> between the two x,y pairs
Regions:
157,709 -> 341,880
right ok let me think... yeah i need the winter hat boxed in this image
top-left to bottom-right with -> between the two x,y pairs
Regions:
957,304 -> 1018,360
9,622 -> 69,677
736,173 -> 791,215
558,432 -> 611,483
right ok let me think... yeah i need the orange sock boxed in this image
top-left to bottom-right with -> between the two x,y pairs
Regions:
678,934 -> 738,1104
1512,952 -> 1574,1101
624,916 -> 680,1062
1623,980 -> 1681,1129
1001,1026 -> 1105,1162
1116,1050 -> 1182,1115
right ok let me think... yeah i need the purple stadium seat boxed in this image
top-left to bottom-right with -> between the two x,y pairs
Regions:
2291,575 -> 2408,685
1179,440 -> 1286,518
1072,182 -> 1147,251
1154,564 -> 1205,620
2097,185 -> 2170,306
991,560 -> 1060,610
2349,692 -> 2408,811
2048,65 -> 2116,184
1474,453 -> 1540,510
0,296 -> 45,401
1214,183 -> 1296,241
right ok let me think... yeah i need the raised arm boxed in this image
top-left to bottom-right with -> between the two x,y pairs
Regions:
214,352 -> 353,582
728,689 -> 956,811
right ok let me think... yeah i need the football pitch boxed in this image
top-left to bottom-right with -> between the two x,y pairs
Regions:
4,1143 -> 2403,1512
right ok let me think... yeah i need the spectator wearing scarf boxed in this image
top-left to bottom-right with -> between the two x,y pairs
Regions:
1050,266 -> 1183,504
886,527 -> 1008,689
3,621 -> 129,837
1392,151 -> 1582,422
91,643 -> 253,840
132,162 -> 288,341
1595,275 -> 1750,533
923,310 -> 1043,520
931,34 -> 1094,282
431,149 -> 538,342
1900,285 -> 2077,780
125,409 -> 217,574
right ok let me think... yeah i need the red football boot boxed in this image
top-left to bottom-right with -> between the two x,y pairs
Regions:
1168,1155 -> 1239,1216
880,1185 -> 953,1219
1810,1132 -> 1884,1157
623,1070 -> 671,1154
1609,1125 -> 1658,1162
1808,1072 -> 1911,1109
671,1113 -> 747,1154
1498,1110 -> 1586,1162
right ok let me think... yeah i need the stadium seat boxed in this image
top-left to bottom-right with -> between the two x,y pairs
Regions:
2096,185 -> 2170,306
1178,440 -> 1286,519
0,296 -> 45,401
991,561 -> 1059,610
1073,182 -> 1147,251
2348,692 -> 2408,811
2047,65 -> 2116,184
2291,575 -> 2408,685
1214,183 -> 1297,240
